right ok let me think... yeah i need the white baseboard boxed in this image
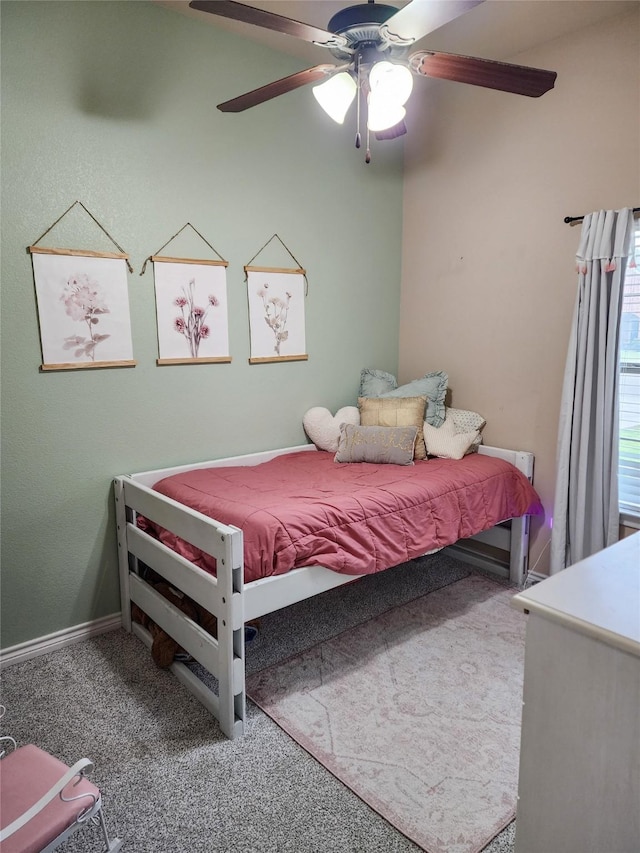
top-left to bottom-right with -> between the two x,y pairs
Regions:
0,613 -> 122,670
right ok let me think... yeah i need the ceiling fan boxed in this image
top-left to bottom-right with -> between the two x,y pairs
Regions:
189,0 -> 557,162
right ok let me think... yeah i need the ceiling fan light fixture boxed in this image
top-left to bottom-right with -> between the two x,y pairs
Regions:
312,72 -> 357,124
197,0 -> 557,162
369,60 -> 414,106
366,94 -> 406,132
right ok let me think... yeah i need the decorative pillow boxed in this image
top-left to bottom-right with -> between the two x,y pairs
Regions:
358,395 -> 428,460
377,371 -> 448,427
423,416 -> 480,460
447,407 -> 486,433
446,406 -> 486,453
303,406 -> 360,452
335,424 -> 417,465
359,367 -> 397,397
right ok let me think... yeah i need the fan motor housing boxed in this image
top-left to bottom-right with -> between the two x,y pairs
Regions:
326,3 -> 400,61
327,2 -> 400,35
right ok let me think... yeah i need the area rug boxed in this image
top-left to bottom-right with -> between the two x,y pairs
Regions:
246,574 -> 526,853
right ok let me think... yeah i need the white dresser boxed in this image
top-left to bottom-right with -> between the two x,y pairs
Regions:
511,532 -> 640,853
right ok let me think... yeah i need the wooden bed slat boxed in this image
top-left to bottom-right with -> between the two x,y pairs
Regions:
127,524 -> 222,610
129,574 -> 222,675
122,479 -> 240,561
509,515 -> 530,586
467,525 -> 511,551
131,621 -> 243,737
243,564 -> 362,622
128,444 -> 316,488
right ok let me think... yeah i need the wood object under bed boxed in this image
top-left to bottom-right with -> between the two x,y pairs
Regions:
114,443 -> 541,739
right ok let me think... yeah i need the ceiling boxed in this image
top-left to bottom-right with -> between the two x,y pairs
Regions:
156,0 -> 638,63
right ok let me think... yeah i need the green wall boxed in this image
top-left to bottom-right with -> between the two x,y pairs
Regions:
0,1 -> 404,649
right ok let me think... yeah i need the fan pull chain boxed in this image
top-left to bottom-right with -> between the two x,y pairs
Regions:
355,55 -> 362,150
364,57 -> 371,165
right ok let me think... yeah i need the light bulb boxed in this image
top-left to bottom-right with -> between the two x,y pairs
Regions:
367,92 -> 406,132
369,61 -> 414,106
312,72 -> 357,124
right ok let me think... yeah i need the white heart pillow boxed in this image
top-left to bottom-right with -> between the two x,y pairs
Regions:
303,406 -> 360,452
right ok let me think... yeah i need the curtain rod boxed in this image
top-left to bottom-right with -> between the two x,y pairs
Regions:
564,207 -> 640,225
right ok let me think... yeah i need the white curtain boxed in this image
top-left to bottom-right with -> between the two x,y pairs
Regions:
550,208 -> 635,574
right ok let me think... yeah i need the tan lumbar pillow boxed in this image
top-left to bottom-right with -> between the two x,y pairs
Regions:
358,395 -> 428,460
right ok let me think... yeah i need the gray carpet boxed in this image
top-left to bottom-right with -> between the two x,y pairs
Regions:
0,553 -> 519,852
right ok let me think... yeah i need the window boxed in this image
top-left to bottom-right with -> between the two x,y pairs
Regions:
619,219 -> 640,519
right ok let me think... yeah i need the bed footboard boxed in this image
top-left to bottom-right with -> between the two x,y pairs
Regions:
113,476 -> 245,739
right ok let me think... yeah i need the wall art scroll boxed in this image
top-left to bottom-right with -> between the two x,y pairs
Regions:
29,247 -> 135,371
246,267 -> 308,364
152,257 -> 231,365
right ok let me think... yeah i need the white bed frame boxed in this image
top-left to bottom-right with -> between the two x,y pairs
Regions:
114,443 -> 534,739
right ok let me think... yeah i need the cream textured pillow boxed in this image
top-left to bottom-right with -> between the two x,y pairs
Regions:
303,406 -> 360,452
446,407 -> 486,433
358,395 -> 427,460
423,416 -> 480,460
446,407 -> 486,453
334,424 -> 417,465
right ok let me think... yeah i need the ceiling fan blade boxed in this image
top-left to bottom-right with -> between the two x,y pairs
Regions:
410,51 -> 557,97
217,64 -> 339,112
381,0 -> 484,46
189,1 -> 349,50
375,120 -> 408,141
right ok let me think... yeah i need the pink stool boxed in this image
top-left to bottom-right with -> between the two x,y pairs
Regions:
0,743 -> 122,852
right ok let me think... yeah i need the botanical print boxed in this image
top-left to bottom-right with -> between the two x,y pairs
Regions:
247,270 -> 306,361
31,252 -> 134,368
154,261 -> 229,362
173,278 -> 220,358
60,273 -> 110,361
257,283 -> 291,356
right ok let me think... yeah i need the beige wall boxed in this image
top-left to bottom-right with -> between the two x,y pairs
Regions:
399,9 -> 640,574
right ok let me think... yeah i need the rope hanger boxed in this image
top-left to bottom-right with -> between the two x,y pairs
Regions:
244,233 -> 309,294
29,200 -> 134,273
139,222 -> 228,276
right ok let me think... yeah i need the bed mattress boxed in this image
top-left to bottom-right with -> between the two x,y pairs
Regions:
138,450 -> 543,583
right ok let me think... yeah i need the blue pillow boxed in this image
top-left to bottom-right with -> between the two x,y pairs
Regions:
359,368 -> 397,397
371,371 -> 448,427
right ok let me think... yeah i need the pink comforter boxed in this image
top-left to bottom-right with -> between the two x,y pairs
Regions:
138,451 -> 542,582
139,450 -> 542,583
